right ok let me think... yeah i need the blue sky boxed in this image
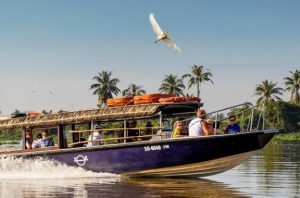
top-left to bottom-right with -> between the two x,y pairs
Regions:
0,0 -> 299,115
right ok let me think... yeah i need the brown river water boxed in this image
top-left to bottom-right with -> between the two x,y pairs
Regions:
0,142 -> 299,198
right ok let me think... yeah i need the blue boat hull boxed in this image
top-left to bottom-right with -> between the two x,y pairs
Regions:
15,130 -> 274,177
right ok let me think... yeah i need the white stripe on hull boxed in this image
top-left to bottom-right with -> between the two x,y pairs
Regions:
122,150 -> 258,177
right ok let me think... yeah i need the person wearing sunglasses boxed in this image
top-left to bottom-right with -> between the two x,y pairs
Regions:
206,119 -> 215,134
223,115 -> 241,134
171,120 -> 188,138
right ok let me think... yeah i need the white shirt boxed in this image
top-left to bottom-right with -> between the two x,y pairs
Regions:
87,131 -> 103,147
189,118 -> 203,136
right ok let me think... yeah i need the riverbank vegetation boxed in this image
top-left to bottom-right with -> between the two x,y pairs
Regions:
271,132 -> 300,143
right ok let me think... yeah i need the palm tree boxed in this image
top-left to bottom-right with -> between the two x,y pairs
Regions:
158,74 -> 185,96
253,80 -> 283,130
122,83 -> 146,96
182,65 -> 213,97
89,71 -> 121,107
283,70 -> 300,105
253,79 -> 283,105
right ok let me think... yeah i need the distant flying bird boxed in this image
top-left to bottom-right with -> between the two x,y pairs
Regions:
149,13 -> 181,52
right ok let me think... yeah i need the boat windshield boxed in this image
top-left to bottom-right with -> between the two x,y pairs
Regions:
162,120 -> 172,131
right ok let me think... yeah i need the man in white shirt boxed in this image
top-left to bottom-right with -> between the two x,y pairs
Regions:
189,109 -> 212,136
87,125 -> 104,147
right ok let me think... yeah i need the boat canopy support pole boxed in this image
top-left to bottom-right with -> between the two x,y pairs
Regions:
241,111 -> 244,132
262,102 -> 265,130
22,127 -> 26,150
250,104 -> 254,132
71,123 -> 77,143
124,119 -> 127,143
58,124 -> 64,149
159,111 -> 162,139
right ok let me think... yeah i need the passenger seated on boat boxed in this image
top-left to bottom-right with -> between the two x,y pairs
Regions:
143,121 -> 153,140
189,110 -> 205,136
32,133 -> 42,147
188,110 -> 214,136
223,115 -> 241,134
171,120 -> 188,138
20,128 -> 33,149
33,130 -> 54,148
206,119 -> 215,134
127,120 -> 139,142
178,117 -> 189,132
86,125 -> 104,147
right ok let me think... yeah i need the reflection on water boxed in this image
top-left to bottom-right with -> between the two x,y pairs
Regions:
0,178 -> 250,198
0,142 -> 299,198
208,142 -> 300,197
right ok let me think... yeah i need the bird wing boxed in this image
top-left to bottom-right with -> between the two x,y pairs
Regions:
149,13 -> 163,36
163,37 -> 181,52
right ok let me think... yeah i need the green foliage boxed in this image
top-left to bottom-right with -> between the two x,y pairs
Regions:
264,101 -> 300,132
283,69 -> 300,105
253,79 -> 283,105
270,132 -> 300,143
122,83 -> 146,96
182,65 -> 213,97
89,70 -> 121,107
0,128 -> 22,144
104,134 -> 119,144
158,74 -> 185,96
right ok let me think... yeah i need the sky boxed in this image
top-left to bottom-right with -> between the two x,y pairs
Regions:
0,0 -> 299,116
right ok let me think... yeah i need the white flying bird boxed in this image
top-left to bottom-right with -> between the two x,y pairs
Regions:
149,13 -> 181,52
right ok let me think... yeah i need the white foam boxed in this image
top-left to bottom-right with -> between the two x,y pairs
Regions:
0,155 -> 120,180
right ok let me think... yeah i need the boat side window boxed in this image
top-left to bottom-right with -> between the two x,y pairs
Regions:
63,124 -> 73,148
141,121 -> 153,141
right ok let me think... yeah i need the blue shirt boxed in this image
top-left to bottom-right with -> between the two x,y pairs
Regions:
33,137 -> 54,148
226,123 -> 241,134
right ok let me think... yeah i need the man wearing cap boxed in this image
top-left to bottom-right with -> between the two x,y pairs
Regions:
87,125 -> 104,147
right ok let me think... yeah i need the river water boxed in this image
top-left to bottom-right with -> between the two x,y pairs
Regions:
0,142 -> 299,198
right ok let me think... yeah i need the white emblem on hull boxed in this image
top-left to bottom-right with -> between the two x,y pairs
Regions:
74,155 -> 88,166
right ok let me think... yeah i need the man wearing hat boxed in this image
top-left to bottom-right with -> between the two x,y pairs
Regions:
87,125 -> 104,147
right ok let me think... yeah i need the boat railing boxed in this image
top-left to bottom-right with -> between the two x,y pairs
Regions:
68,126 -> 166,147
206,102 -> 255,133
181,102 -> 256,134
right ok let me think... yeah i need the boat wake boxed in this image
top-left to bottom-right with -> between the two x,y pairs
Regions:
0,155 -> 119,180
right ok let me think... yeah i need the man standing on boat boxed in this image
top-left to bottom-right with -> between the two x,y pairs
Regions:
189,109 -> 213,136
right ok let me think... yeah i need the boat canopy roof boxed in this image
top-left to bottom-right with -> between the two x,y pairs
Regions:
0,102 -> 202,130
